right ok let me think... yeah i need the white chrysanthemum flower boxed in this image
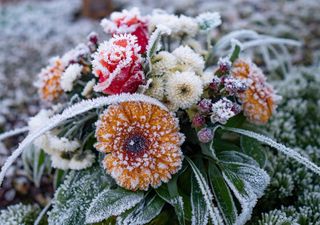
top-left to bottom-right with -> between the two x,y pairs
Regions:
149,11 -> 180,32
60,64 -> 83,92
69,151 -> 96,170
46,134 -> 80,153
81,79 -> 96,97
145,77 -> 165,100
152,51 -> 177,76
172,46 -> 205,75
176,15 -> 198,37
51,154 -> 71,170
34,133 -> 80,156
149,11 -> 198,37
196,12 -> 222,32
166,71 -> 203,109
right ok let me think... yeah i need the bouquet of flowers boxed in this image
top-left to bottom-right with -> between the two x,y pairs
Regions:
0,8 -> 319,225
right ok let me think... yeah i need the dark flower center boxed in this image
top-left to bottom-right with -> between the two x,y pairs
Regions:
123,133 -> 149,153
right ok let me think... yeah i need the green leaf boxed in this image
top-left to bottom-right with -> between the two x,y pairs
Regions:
22,144 -> 49,187
166,177 -> 185,225
223,127 -> 320,175
240,136 -> 267,167
156,178 -> 188,225
185,157 -> 223,225
230,44 -> 241,63
155,184 -> 171,203
212,139 -> 242,153
0,203 -> 42,225
93,217 -> 116,225
169,196 -> 185,225
33,149 -> 47,187
117,194 -> 165,225
223,162 -> 270,198
48,165 -> 111,225
85,188 -> 144,224
53,169 -> 66,190
181,193 -> 192,222
217,151 -> 259,167
221,161 -> 270,224
224,113 -> 246,128
208,163 -> 237,225
190,174 -> 208,225
145,27 -> 169,75
148,209 -> 179,225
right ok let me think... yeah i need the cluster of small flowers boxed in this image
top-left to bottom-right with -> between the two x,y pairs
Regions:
192,55 -> 280,143
36,33 -> 99,101
147,45 -> 205,111
31,8 -> 279,191
149,9 -> 221,37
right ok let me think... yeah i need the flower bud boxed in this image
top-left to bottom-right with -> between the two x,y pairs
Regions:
197,128 -> 213,143
209,76 -> 221,92
192,113 -> 206,128
197,99 -> 212,113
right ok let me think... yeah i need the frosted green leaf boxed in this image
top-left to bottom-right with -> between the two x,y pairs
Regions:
208,164 -> 237,225
48,165 -> 111,225
224,127 -> 320,175
117,195 -> 165,225
85,188 -> 144,224
218,151 -> 259,167
240,136 -> 267,168
186,157 -> 223,225
191,174 -> 208,225
0,203 -> 41,225
156,181 -> 185,225
222,162 -> 270,225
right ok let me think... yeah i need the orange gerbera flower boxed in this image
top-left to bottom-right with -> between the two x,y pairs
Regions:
232,59 -> 278,124
95,101 -> 184,191
37,58 -> 64,101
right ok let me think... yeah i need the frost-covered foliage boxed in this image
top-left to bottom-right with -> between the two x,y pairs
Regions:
1,3 -> 319,225
269,67 -> 320,148
0,203 -> 41,225
48,165 -> 112,224
252,66 -> 320,224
